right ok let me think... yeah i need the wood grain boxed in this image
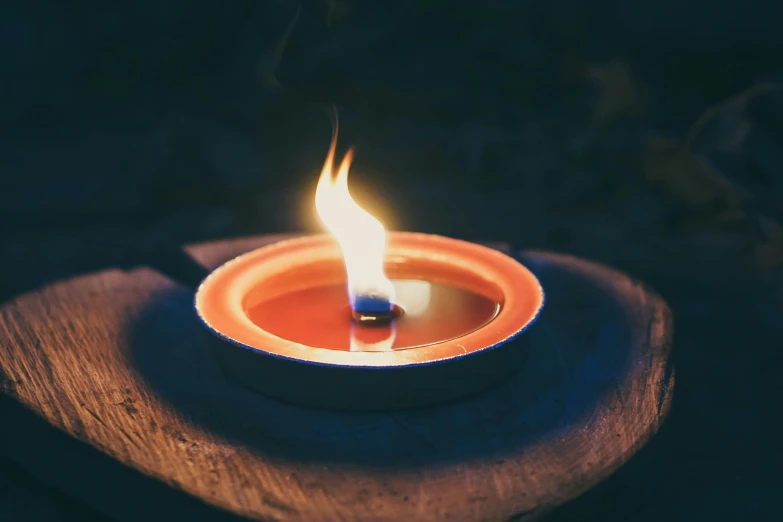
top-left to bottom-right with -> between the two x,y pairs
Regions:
0,235 -> 673,521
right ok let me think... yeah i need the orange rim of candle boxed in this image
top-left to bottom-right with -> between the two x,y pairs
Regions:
195,232 -> 544,368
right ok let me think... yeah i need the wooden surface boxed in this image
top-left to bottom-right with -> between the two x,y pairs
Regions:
0,235 -> 673,522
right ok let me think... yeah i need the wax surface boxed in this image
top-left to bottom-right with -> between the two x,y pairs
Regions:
245,280 -> 500,351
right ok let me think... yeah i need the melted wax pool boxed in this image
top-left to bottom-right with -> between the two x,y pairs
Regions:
246,280 -> 500,351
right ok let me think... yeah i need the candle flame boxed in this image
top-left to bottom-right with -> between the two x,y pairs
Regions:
315,134 -> 395,313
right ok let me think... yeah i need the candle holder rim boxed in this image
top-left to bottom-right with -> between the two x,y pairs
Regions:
194,232 -> 545,368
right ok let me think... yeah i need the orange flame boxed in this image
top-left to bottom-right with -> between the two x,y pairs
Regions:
315,134 -> 395,312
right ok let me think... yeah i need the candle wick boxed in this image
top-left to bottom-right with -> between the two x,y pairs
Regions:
351,302 -> 403,327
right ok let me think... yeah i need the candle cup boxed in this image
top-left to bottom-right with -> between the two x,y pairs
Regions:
195,232 -> 544,410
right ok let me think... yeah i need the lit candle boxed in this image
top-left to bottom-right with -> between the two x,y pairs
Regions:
195,135 -> 544,410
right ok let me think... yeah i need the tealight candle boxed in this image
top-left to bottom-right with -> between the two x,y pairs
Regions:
196,135 -> 544,410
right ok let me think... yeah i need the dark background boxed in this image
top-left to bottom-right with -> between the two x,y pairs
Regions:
2,1 -> 782,520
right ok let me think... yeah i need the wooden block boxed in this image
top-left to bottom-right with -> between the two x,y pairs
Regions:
0,236 -> 673,521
